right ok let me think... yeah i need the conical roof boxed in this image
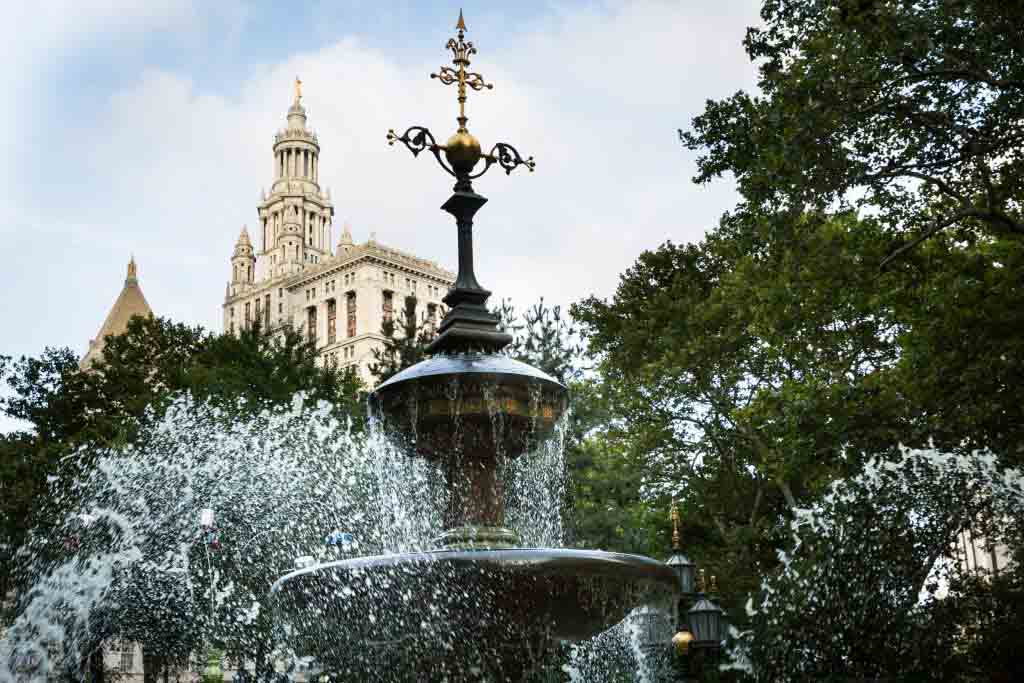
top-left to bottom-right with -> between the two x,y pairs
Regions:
80,257 -> 154,370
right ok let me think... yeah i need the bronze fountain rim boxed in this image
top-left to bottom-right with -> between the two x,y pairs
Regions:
271,547 -> 680,595
370,353 -> 567,399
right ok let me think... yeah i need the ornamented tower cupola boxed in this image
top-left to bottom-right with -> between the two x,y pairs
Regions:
257,77 -> 335,278
230,225 -> 256,295
337,221 -> 354,257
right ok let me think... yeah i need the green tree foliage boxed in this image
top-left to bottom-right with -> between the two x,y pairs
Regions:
0,315 -> 364,632
734,446 -> 1024,680
368,295 -> 436,385
573,213 -> 915,598
681,0 -> 1024,260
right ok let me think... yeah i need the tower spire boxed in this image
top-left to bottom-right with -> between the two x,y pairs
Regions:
126,254 -> 137,283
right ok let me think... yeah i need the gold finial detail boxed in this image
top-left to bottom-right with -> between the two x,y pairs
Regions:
127,254 -> 137,281
431,10 -> 493,134
294,76 -> 303,104
671,501 -> 682,551
672,630 -> 694,655
710,575 -> 719,594
697,568 -> 707,593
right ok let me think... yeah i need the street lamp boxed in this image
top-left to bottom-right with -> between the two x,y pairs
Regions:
667,504 -> 696,595
686,595 -> 724,645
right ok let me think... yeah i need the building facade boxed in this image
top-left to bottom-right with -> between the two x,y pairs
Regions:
223,85 -> 454,385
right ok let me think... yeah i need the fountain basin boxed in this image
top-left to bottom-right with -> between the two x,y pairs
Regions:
271,548 -> 678,678
369,354 -> 568,462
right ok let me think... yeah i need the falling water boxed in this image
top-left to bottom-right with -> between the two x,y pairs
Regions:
1,392 -> 664,681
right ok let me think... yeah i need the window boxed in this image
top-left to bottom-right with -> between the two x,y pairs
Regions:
382,291 -> 394,324
110,639 -> 134,672
327,299 -> 336,344
346,292 -> 357,338
120,642 -> 134,672
307,306 -> 318,344
244,302 -> 251,329
428,303 -> 438,331
264,294 -> 271,327
278,302 -> 283,314
254,298 -> 261,327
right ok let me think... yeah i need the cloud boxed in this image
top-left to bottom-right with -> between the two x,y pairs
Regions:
1,0 -> 759,375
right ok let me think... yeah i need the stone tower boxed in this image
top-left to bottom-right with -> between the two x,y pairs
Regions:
222,81 -> 455,383
256,78 -> 335,279
229,226 -> 256,297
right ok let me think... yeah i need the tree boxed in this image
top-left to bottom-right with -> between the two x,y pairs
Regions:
368,295 -> 436,385
573,212 -> 920,610
0,316 -> 365,641
681,0 -> 1024,262
732,445 -> 1024,680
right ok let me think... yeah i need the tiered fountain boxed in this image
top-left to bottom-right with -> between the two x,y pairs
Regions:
271,13 -> 679,680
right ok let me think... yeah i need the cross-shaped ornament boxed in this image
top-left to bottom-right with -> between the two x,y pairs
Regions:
431,9 -> 493,133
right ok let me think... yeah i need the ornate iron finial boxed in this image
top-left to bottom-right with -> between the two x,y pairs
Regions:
431,9 -> 493,134
386,10 -> 534,195
384,12 -> 536,355
697,568 -> 707,594
671,501 -> 682,551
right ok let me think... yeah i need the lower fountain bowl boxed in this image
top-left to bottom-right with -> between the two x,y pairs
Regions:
271,548 -> 678,679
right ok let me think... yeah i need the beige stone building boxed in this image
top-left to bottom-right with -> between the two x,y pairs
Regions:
223,85 -> 454,385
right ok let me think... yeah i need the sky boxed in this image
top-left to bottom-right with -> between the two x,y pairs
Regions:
0,0 -> 760,389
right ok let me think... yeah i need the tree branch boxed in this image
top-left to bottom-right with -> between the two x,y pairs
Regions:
881,207 -> 1024,269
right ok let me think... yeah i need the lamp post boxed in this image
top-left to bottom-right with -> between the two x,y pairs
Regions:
664,504 -> 728,681
667,504 -> 697,598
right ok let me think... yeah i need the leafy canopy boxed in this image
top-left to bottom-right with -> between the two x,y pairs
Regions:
681,0 -> 1024,260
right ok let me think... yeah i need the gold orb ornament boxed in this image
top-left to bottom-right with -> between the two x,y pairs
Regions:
444,129 -> 482,174
672,630 -> 694,656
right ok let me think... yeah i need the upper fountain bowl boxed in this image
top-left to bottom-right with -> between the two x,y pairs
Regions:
369,353 -> 568,461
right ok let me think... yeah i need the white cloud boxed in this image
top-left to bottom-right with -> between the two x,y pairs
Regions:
1,0 -> 759,375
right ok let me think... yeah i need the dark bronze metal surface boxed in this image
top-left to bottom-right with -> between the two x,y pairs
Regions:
385,12 -> 534,355
272,548 -> 679,680
370,354 -> 567,530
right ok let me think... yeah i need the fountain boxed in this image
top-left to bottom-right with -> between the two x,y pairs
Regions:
270,13 -> 679,680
